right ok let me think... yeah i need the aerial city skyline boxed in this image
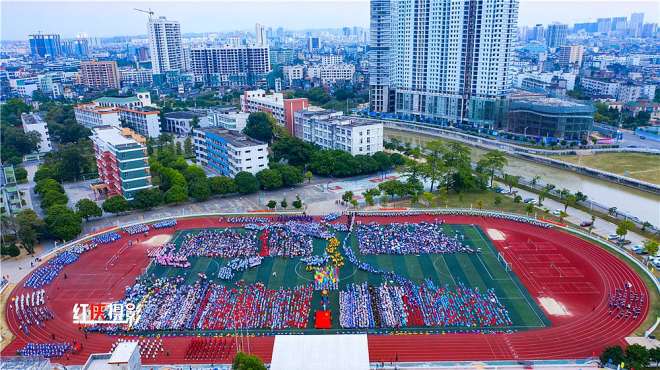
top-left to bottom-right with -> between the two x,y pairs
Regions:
1,0 -> 659,369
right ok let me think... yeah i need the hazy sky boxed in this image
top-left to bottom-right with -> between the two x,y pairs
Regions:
1,0 -> 658,40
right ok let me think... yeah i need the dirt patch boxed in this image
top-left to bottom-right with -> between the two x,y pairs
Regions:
539,296 -> 571,317
141,234 -> 172,247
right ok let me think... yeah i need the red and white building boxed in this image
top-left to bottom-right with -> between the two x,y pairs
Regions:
240,89 -> 309,135
91,127 -> 151,201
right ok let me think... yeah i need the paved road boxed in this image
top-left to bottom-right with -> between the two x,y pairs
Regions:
619,128 -> 660,150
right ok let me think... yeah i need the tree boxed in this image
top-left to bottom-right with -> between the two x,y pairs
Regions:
257,169 -> 283,190
422,192 -> 434,207
210,176 -> 237,195
267,200 -> 277,209
234,172 -> 260,194
164,185 -> 189,204
389,153 -> 406,166
531,175 -> 541,186
372,151 -> 392,172
35,178 -> 64,196
189,179 -> 211,201
75,199 -> 102,220
232,352 -> 266,370
183,137 -> 193,157
342,191 -> 354,203
600,346 -> 625,366
304,171 -> 313,183
34,166 -> 57,183
513,195 -> 522,203
280,198 -> 288,208
292,196 -> 303,209
616,220 -> 635,243
494,195 -> 502,206
41,190 -> 69,210
644,240 -> 659,257
15,209 -> 45,254
525,203 -> 535,215
131,189 -> 163,210
14,167 -> 28,183
271,136 -> 316,166
276,165 -> 304,186
625,344 -> 650,369
44,205 -> 82,241
423,140 -> 447,192
503,174 -> 519,193
102,196 -> 131,214
649,347 -> 660,368
559,210 -> 568,223
1,244 -> 20,257
562,194 -> 577,212
243,112 -> 275,143
478,150 -> 507,187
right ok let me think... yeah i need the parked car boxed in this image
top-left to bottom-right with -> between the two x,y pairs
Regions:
632,245 -> 646,255
580,220 -> 593,227
524,198 -> 535,204
552,209 -> 562,216
608,234 -> 620,241
618,239 -> 632,246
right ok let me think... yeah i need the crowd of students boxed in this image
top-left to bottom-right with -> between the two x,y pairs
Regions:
267,225 -> 314,257
323,213 -> 342,222
225,217 -> 269,224
178,229 -> 259,258
352,210 -> 551,229
91,232 -> 121,244
339,280 -> 512,329
123,224 -> 149,235
217,256 -> 263,280
152,219 -> 177,229
24,251 -> 79,288
356,222 -> 476,255
184,337 -> 234,361
608,283 -> 644,320
12,289 -> 51,335
124,277 -> 313,332
18,343 -> 71,358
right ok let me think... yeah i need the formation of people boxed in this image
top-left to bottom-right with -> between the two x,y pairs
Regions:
178,229 -> 259,258
217,256 -> 263,280
18,343 -> 71,358
608,283 -> 644,320
12,289 -> 51,335
24,251 -> 79,288
152,219 -> 177,229
124,277 -> 313,332
123,224 -> 149,235
185,337 -> 234,361
92,232 -> 121,244
356,222 -> 476,255
339,280 -> 512,329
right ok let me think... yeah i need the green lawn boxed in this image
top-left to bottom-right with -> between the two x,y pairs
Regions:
144,225 -> 548,334
552,152 -> 660,185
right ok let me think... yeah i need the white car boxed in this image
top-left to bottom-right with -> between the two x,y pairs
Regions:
552,209 -> 562,216
608,234 -> 620,241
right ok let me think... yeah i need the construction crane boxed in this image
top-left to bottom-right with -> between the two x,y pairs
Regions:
134,8 -> 155,20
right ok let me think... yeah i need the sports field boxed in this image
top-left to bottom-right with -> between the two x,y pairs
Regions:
146,224 -> 548,334
552,152 -> 660,184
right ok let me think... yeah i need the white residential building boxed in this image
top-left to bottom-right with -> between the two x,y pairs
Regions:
318,63 -> 355,84
74,92 -> 160,137
163,111 -> 207,136
193,128 -> 269,177
240,89 -> 309,134
119,68 -> 153,87
283,65 -> 305,83
190,45 -> 270,84
372,0 -> 519,128
148,16 -> 183,74
74,104 -> 121,129
294,108 -> 384,156
206,109 -> 250,131
20,113 -> 52,153
581,77 -> 620,97
321,55 -> 343,65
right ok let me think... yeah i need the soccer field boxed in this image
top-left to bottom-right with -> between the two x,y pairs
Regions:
145,224 -> 549,334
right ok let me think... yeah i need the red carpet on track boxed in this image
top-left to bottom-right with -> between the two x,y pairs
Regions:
2,215 -> 649,365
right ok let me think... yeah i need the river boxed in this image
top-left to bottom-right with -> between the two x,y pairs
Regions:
385,128 -> 660,227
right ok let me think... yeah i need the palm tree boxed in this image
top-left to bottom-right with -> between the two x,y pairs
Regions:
559,211 -> 568,223
531,175 -> 541,187
478,150 -> 508,188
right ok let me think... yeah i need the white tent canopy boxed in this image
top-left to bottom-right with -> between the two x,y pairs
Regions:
270,334 -> 369,370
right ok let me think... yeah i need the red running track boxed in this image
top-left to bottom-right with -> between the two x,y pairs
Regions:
1,215 -> 649,365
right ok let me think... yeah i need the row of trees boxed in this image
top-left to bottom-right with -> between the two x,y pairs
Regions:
600,344 -> 660,369
271,136 -> 406,178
